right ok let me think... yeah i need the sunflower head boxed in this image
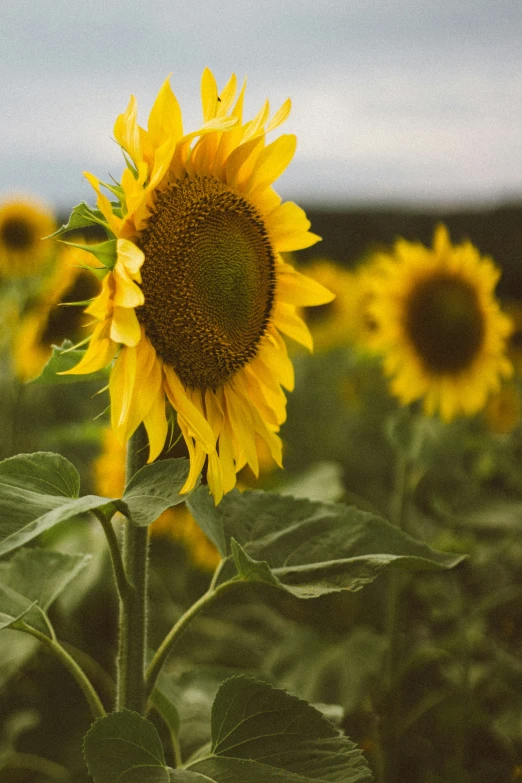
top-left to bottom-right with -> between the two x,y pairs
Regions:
0,198 -> 56,278
60,69 -> 333,503
368,225 -> 513,422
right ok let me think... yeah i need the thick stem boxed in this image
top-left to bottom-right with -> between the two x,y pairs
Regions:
116,425 -> 150,714
145,580 -> 236,701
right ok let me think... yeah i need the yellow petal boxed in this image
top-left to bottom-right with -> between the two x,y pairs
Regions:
61,321 -> 117,375
163,366 -> 215,452
116,239 -> 144,278
273,302 -> 313,351
206,451 -> 224,505
110,306 -> 141,346
266,98 -> 291,132
110,345 -> 138,433
201,67 -> 218,122
277,265 -> 335,306
83,172 -> 122,236
224,383 -> 259,476
114,94 -> 142,165
148,76 -> 183,149
245,134 -> 296,195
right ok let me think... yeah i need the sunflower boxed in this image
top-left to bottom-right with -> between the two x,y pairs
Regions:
93,427 -> 219,569
368,225 -> 513,421
302,258 -> 384,352
13,245 -> 101,381
0,197 -> 56,278
63,69 -> 333,502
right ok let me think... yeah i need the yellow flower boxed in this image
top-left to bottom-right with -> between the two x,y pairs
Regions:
13,245 -> 101,381
368,225 -> 513,421
302,258 -> 384,352
0,197 -> 56,278
92,426 -> 219,569
64,69 -> 333,503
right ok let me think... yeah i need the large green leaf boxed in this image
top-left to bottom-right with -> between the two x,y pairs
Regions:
122,459 -> 196,527
187,488 -> 464,598
33,341 -> 110,385
0,452 -> 126,556
0,547 -> 92,610
83,709 -> 171,783
186,675 -> 373,782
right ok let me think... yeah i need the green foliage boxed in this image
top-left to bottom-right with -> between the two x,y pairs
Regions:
186,675 -> 373,782
49,201 -> 108,238
0,547 -> 93,637
32,340 -> 109,384
84,709 -> 170,783
188,488 -> 464,598
0,452 -> 125,556
0,547 -> 92,610
122,458 -> 196,526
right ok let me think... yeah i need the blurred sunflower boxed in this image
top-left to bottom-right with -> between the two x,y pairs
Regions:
302,258 -> 383,352
93,427 -> 219,569
13,245 -> 101,381
63,68 -> 332,502
368,225 -> 513,421
300,260 -> 356,350
0,197 -> 55,278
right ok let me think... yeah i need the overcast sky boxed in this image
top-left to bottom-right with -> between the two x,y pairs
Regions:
1,0 -> 521,209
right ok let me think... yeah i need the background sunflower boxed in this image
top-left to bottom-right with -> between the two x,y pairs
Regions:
367,225 -> 513,421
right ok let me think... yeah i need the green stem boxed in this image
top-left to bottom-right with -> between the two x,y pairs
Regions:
18,623 -> 106,720
94,509 -> 133,602
116,425 -> 150,714
1,751 -> 69,781
145,580 -> 236,700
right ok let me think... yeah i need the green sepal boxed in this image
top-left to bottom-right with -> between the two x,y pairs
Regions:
60,238 -> 117,270
47,201 -> 110,238
230,538 -> 281,588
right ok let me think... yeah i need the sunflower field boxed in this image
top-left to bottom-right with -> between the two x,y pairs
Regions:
0,70 -> 521,783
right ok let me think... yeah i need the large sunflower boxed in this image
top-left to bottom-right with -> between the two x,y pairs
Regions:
63,69 -> 332,502
0,197 -> 56,278
368,225 -> 513,421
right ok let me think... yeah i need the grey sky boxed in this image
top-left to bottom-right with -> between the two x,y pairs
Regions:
1,0 -> 521,208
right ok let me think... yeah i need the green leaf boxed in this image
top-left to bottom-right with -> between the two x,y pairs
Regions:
187,488 -> 464,598
123,459 -> 195,527
49,201 -> 108,238
83,709 -> 170,783
0,547 -> 92,610
32,340 -> 110,385
0,582 -> 39,632
186,675 -> 373,782
230,538 -> 281,588
0,452 -> 127,556
61,238 -> 117,269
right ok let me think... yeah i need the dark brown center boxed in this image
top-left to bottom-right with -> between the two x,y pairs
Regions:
405,273 -> 485,373
1,217 -> 34,251
136,176 -> 276,389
